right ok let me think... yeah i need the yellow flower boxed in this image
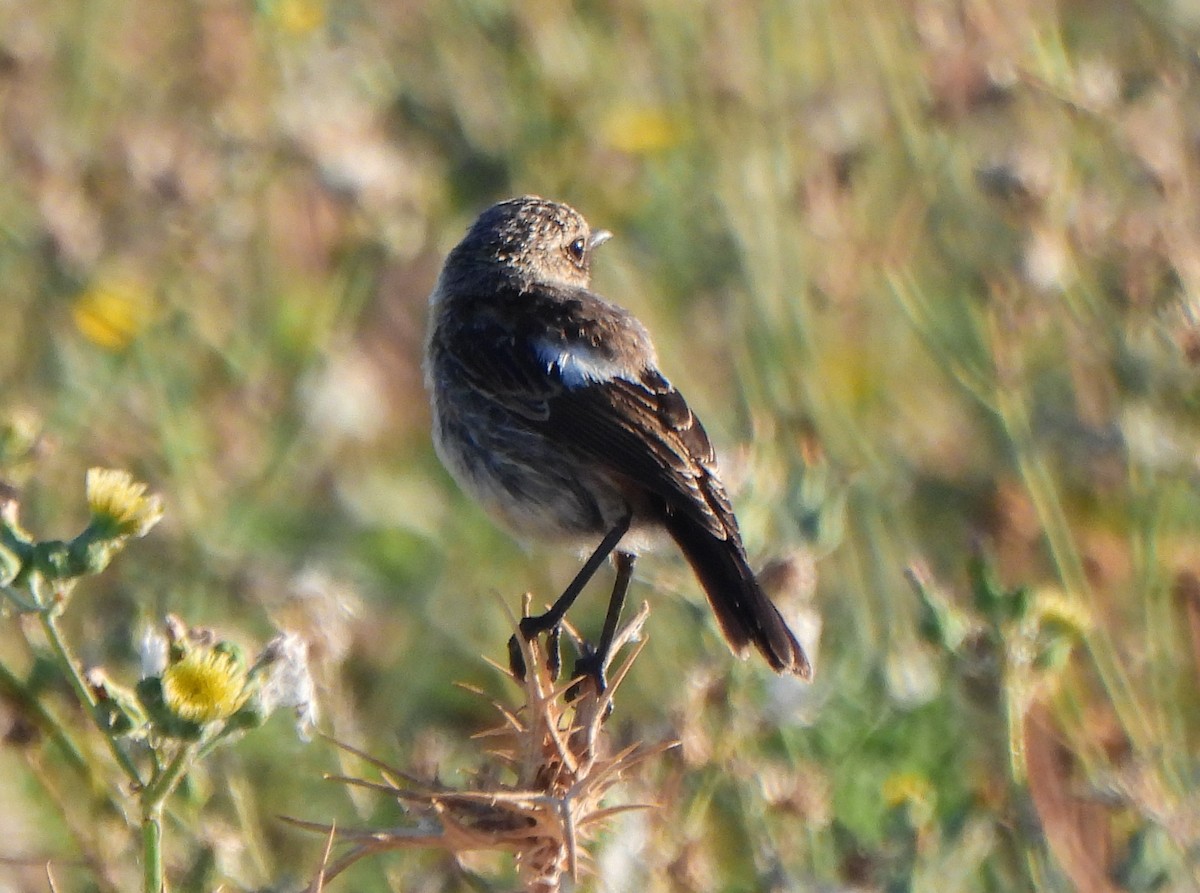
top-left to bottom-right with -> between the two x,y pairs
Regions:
272,0 -> 324,34
85,468 -> 164,538
1025,587 -> 1090,677
161,649 -> 248,724
1031,588 -> 1091,636
883,772 -> 936,828
72,276 -> 152,350
600,105 -> 684,155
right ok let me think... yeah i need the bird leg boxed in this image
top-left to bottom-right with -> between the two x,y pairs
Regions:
508,514 -> 631,681
570,550 -> 635,696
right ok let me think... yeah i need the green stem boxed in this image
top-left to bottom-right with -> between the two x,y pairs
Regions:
1004,673 -> 1028,787
138,743 -> 197,893
1,583 -> 39,612
142,742 -> 195,807
0,659 -> 91,777
142,804 -> 163,893
37,609 -> 144,785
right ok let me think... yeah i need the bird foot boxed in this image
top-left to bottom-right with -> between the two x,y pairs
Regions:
507,616 -> 562,682
565,648 -> 608,701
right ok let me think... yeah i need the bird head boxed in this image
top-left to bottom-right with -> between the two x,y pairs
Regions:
451,196 -> 612,291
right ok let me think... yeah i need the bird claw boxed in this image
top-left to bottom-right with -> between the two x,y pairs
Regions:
506,632 -> 526,680
566,648 -> 608,700
507,618 -> 562,682
508,607 -> 612,719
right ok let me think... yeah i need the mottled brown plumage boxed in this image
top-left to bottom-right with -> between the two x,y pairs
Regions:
425,196 -> 811,680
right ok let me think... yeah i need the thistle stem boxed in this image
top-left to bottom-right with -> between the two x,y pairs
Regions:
142,805 -> 163,893
37,608 -> 144,785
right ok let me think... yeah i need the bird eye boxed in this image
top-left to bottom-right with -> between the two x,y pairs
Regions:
567,237 -> 586,264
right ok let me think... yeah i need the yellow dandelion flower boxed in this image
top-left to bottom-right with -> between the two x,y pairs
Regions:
1032,588 -> 1091,636
72,276 -> 153,351
273,0 -> 324,34
882,771 -> 933,808
85,468 -> 164,538
1026,587 -> 1089,676
161,649 -> 248,724
600,105 -> 683,155
882,771 -> 936,826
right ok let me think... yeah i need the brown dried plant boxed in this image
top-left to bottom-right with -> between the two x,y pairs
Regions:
291,599 -> 675,892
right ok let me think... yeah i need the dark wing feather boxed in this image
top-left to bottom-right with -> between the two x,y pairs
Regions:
537,370 -> 730,539
434,282 -> 731,536
542,368 -> 811,677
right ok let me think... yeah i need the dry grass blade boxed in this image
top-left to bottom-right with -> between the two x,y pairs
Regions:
293,601 -> 672,892
312,823 -> 336,893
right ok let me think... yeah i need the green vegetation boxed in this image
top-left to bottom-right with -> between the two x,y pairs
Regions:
2,0 -> 1199,889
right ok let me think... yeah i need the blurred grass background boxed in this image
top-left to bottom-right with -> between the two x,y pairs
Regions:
3,0 -> 1200,889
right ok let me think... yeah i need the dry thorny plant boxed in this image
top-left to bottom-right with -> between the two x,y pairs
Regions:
291,599 -> 675,892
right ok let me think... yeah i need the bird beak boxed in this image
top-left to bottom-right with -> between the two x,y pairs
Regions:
588,230 -> 613,250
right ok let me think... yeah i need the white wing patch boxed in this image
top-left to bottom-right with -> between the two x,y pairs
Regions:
535,339 -> 625,388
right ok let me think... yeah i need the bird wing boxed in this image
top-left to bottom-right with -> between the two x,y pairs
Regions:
433,284 -> 732,538
539,369 -> 733,539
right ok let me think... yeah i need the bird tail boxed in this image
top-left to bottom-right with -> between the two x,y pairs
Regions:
664,512 -> 812,679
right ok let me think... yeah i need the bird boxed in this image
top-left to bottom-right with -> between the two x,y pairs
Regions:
424,196 -> 812,691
